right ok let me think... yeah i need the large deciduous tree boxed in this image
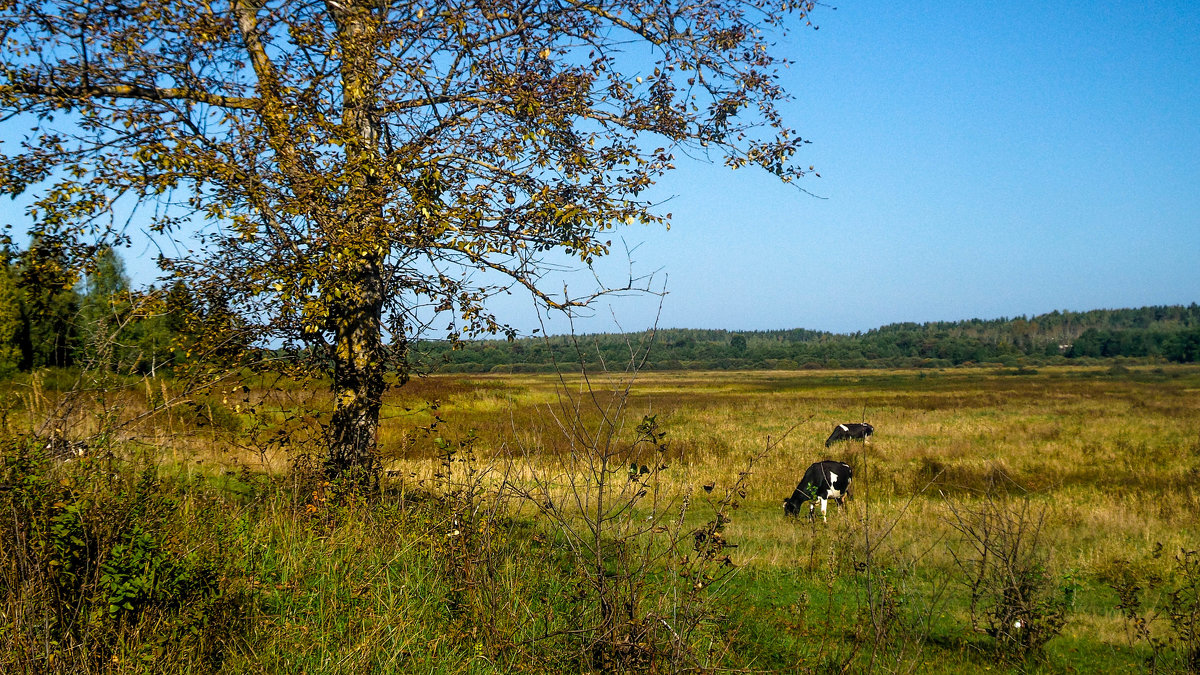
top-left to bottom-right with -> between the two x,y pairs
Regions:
0,0 -> 819,478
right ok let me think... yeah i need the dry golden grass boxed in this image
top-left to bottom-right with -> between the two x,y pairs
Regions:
359,365 -> 1200,566
375,365 -> 1200,660
7,363 -> 1198,667
11,365 -> 1197,547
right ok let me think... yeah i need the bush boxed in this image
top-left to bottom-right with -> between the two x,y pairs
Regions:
1107,543 -> 1200,672
944,487 -> 1073,661
0,436 -> 247,672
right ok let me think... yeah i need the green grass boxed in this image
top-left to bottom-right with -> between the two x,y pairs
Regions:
3,364 -> 1199,672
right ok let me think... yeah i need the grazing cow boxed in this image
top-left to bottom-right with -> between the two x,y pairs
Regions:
825,422 -> 874,447
784,460 -> 853,521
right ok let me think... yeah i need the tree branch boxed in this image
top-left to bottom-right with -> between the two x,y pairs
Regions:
2,81 -> 259,110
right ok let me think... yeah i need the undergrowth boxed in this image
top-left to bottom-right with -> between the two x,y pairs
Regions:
0,436 -> 246,673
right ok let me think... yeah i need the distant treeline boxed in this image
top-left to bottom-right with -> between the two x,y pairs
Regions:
413,305 -> 1200,373
1,241 -> 243,377
5,240 -> 1198,378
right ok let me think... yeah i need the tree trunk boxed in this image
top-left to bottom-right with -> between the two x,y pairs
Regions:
323,0 -> 389,484
324,256 -> 386,484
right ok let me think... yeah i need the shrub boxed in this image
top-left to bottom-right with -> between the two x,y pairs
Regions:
944,487 -> 1073,660
1108,543 -> 1200,672
0,435 -> 246,672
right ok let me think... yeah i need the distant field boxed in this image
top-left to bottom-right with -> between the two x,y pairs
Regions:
396,365 -> 1200,541
4,364 -> 1199,672
375,365 -> 1200,670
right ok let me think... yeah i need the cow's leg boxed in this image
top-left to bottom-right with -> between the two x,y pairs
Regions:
820,498 -> 828,522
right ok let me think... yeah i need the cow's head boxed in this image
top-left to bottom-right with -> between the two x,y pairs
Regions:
783,482 -> 818,516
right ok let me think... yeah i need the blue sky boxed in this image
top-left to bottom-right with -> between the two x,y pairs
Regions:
7,1 -> 1198,338
531,0 -> 1200,335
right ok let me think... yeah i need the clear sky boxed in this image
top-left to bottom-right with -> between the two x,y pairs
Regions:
8,1 -> 1199,338
526,0 -> 1200,336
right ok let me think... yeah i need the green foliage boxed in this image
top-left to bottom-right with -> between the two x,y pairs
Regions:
1108,544 -> 1200,672
0,258 -> 22,376
0,246 -> 210,378
100,522 -> 218,621
14,236 -> 81,369
1071,326 -> 1200,362
76,246 -> 133,371
0,438 -> 245,672
730,333 -> 748,353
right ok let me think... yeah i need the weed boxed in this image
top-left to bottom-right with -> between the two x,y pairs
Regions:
0,435 -> 247,673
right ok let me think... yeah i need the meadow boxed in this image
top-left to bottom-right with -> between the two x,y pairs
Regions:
3,364 -> 1199,672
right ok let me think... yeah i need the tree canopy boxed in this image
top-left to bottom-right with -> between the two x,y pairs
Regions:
1,0 -> 820,477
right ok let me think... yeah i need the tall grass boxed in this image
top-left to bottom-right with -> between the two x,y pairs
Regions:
2,364 -> 1198,672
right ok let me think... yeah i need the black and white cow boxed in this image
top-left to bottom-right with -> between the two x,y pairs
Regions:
825,422 -> 873,448
784,460 -> 853,521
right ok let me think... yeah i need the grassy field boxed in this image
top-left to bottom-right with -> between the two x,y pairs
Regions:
3,364 -> 1199,672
